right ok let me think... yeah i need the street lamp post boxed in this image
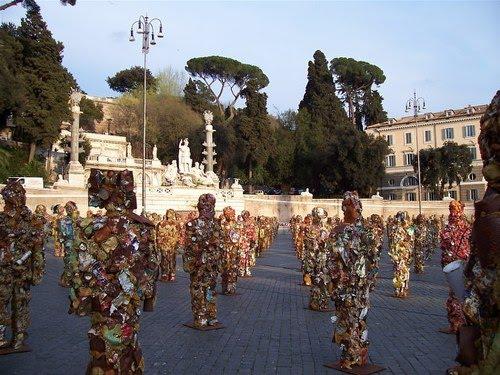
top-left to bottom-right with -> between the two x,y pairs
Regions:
405,91 -> 426,215
129,15 -> 164,214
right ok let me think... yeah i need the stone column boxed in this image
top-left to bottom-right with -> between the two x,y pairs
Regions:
67,90 -> 85,187
202,110 -> 217,173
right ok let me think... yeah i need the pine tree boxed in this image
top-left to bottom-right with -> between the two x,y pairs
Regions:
361,90 -> 388,127
15,4 -> 74,161
298,50 -> 348,128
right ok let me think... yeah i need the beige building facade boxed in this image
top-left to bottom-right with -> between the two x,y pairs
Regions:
366,104 -> 487,202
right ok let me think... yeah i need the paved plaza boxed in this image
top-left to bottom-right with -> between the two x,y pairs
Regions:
0,229 -> 457,374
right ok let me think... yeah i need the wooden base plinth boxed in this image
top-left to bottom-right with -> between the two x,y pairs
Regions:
183,322 -> 225,331
438,327 -> 456,335
305,307 -> 334,312
324,361 -> 385,374
0,345 -> 31,355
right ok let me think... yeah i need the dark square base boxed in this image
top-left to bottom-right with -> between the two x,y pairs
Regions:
221,292 -> 242,296
0,345 -> 32,355
324,361 -> 385,374
183,322 -> 225,331
305,307 -> 334,312
438,327 -> 456,335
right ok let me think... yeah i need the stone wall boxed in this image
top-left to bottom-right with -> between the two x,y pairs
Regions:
242,194 -> 474,222
0,185 -> 474,221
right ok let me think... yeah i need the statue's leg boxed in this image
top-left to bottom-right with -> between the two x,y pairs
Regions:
11,281 -> 31,349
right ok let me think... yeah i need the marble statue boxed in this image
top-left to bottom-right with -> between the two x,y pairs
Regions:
152,144 -> 158,160
178,139 -> 192,174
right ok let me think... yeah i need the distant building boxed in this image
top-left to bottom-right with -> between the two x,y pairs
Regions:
366,104 -> 487,202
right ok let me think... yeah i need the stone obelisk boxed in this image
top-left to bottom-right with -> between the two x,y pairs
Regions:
67,90 -> 85,187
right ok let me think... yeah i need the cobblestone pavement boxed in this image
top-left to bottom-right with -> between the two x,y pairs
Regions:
0,229 -> 457,374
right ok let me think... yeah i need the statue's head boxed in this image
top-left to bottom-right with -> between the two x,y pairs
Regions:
449,200 -> 464,219
311,207 -> 327,224
65,201 -> 77,215
416,213 -> 425,224
241,210 -> 251,221
1,180 -> 26,208
395,211 -> 408,223
223,206 -> 236,221
88,169 -> 136,211
166,208 -> 176,221
197,193 -> 216,220
35,204 -> 47,216
342,191 -> 362,222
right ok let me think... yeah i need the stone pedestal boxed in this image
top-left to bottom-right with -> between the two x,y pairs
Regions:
67,161 -> 85,186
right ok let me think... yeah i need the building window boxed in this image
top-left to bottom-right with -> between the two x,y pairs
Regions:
402,176 -> 418,186
388,178 -> 395,186
468,146 -> 477,160
386,154 -> 396,167
463,125 -> 476,138
467,189 -> 479,201
447,190 -> 457,199
442,128 -> 454,140
406,192 -> 417,201
404,153 -> 416,166
468,172 -> 477,181
386,134 -> 393,146
424,130 -> 432,143
427,191 -> 438,201
388,193 -> 396,201
405,132 -> 412,144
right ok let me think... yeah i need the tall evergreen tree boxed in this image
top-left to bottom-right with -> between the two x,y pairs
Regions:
14,3 -> 75,161
233,81 -> 272,182
298,50 -> 348,128
361,90 -> 387,127
0,23 -> 25,126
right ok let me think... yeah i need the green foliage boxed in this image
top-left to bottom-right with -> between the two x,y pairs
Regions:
0,23 -> 25,127
79,97 -> 103,132
107,66 -> 156,93
299,50 -> 348,128
155,67 -> 187,97
111,90 -> 203,163
232,82 -> 273,182
185,56 -> 269,122
0,145 -> 47,183
330,57 -> 386,128
414,142 -> 473,198
11,6 -> 74,153
361,90 -> 387,127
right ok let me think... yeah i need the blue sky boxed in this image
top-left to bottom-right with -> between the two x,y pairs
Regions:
1,0 -> 499,118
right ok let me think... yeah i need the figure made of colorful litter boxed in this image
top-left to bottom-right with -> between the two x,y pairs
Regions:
388,211 -> 413,298
365,214 -> 384,290
412,214 -> 428,274
156,209 -> 181,282
238,210 -> 256,277
425,215 -> 442,260
440,200 -> 471,334
69,169 -> 158,374
183,194 -> 223,328
300,215 -> 313,286
307,207 -> 331,311
51,204 -> 65,257
327,191 -> 378,369
451,91 -> 500,374
59,201 -> 80,287
0,181 -> 45,352
220,206 -> 241,295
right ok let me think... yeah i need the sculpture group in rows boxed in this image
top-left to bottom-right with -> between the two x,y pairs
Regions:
0,171 -> 278,374
289,194 -> 481,371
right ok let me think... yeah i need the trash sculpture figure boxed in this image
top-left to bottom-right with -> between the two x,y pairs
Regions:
0,181 -> 45,354
69,169 -> 159,374
183,194 -> 223,329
